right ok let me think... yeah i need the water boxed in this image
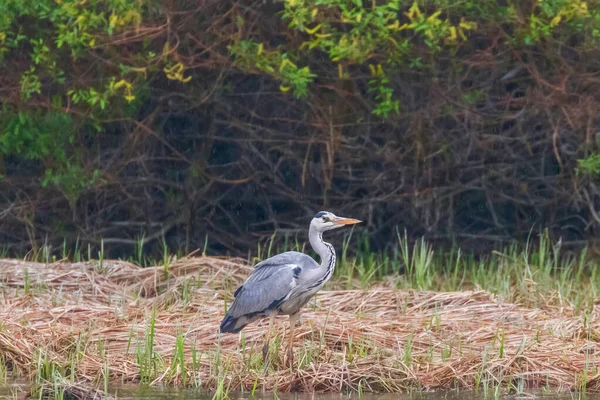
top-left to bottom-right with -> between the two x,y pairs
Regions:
0,381 -> 596,400
103,388 -> 600,400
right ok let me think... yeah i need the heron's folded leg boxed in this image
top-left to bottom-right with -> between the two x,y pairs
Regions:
262,313 -> 277,362
286,312 -> 299,366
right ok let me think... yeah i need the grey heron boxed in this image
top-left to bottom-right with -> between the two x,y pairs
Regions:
219,211 -> 361,364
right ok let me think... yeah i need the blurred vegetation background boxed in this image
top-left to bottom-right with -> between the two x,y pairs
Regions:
2,0 -> 600,257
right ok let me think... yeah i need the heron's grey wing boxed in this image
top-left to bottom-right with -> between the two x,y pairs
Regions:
227,265 -> 295,318
244,251 -> 318,284
227,252 -> 317,318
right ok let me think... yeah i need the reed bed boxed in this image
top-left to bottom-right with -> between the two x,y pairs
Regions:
0,255 -> 599,398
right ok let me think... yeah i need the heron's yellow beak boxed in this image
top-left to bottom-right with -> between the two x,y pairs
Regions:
333,217 -> 362,225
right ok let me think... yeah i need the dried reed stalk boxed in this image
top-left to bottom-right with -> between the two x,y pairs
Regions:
0,257 -> 598,394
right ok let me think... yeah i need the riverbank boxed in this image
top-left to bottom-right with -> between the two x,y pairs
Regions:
0,254 -> 599,398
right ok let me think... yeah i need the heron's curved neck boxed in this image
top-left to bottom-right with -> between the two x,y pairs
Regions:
309,224 -> 336,269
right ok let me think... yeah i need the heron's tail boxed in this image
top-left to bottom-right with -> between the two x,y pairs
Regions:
220,313 -> 263,333
219,314 -> 245,334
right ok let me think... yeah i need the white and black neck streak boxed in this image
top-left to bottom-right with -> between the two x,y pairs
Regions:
302,211 -> 361,291
307,221 -> 337,290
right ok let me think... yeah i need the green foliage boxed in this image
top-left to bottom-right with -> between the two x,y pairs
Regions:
0,0 -> 152,120
0,110 -> 102,200
0,110 -> 72,163
461,89 -> 486,106
577,153 -> 600,176
0,0 -> 144,57
283,0 -> 477,103
0,0 -> 155,202
68,77 -> 137,109
20,67 -> 42,100
527,0 -> 598,44
0,110 -> 105,201
42,163 -> 102,202
229,0 -> 478,117
226,0 -> 600,117
368,66 -> 399,117
228,40 -> 316,98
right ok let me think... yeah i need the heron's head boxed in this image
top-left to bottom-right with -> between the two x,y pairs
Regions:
311,211 -> 361,232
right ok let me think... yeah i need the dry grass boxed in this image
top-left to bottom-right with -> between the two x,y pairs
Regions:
0,256 -> 599,396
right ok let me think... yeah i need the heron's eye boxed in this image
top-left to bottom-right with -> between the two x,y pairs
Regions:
322,216 -> 329,222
